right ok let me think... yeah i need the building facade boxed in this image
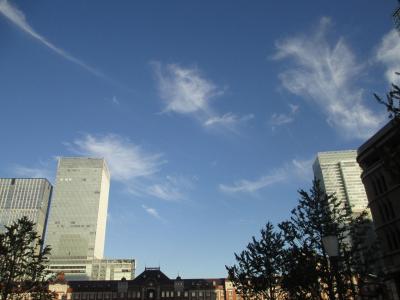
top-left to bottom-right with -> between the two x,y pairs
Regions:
313,150 -> 369,216
357,119 -> 400,299
91,259 -> 136,281
49,259 -> 136,281
46,157 -> 111,279
49,268 -> 240,300
0,178 -> 52,240
46,157 -> 110,260
45,157 -> 135,281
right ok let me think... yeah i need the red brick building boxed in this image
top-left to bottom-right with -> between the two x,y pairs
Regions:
50,268 -> 240,300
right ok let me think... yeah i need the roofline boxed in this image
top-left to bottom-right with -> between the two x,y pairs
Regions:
0,177 -> 53,184
358,119 -> 399,156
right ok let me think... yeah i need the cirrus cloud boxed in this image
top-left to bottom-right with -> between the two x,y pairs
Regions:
273,17 -> 383,140
152,62 -> 254,132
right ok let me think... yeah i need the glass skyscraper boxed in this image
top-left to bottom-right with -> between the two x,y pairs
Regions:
313,150 -> 369,215
0,178 -> 52,240
46,157 -> 110,270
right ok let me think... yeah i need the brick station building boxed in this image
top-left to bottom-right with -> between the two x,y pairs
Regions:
50,268 -> 240,300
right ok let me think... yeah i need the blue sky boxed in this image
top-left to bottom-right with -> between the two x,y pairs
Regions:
1,0 -> 399,278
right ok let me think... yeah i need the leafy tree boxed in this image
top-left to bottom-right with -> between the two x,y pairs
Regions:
226,222 -> 285,300
0,217 -> 53,300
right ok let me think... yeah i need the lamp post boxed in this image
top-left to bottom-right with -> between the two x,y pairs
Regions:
322,235 -> 344,300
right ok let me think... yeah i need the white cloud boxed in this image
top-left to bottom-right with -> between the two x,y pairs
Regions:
269,104 -> 299,128
0,0 -> 106,78
11,158 -> 57,182
273,17 -> 383,140
219,157 -> 313,194
112,96 -> 120,105
153,63 -> 219,115
146,184 -> 183,201
13,166 -> 53,180
146,175 -> 195,201
376,29 -> 400,84
290,158 -> 314,180
142,204 -> 164,221
67,133 -> 194,201
204,113 -> 254,127
153,62 -> 253,132
69,134 -> 164,183
219,169 -> 287,194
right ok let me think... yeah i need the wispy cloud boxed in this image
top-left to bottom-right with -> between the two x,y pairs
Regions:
219,169 -> 287,194
112,96 -> 120,105
376,29 -> 400,85
146,175 -> 195,201
273,17 -> 383,140
152,62 -> 253,132
66,133 -> 192,201
204,113 -> 254,128
142,204 -> 165,222
69,134 -> 164,182
13,165 -> 53,180
219,157 -> 313,194
270,104 -> 299,128
153,63 -> 219,115
0,0 -> 105,78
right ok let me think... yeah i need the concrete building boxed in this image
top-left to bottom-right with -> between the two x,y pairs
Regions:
0,178 -> 52,240
313,150 -> 369,216
49,259 -> 136,281
357,119 -> 400,299
49,268 -> 241,300
91,259 -> 136,280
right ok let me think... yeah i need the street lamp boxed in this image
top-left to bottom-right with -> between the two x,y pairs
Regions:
322,235 -> 343,300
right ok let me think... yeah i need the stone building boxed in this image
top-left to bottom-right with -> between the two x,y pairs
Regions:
357,119 -> 400,299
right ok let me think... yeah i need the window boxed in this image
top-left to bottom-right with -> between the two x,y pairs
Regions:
388,200 -> 395,219
177,292 -> 181,297
162,292 -> 165,298
192,292 -> 196,297
184,292 -> 188,298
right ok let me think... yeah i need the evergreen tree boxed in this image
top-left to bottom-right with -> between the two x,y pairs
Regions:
0,217 -> 53,300
279,180 -> 382,299
226,222 -> 285,300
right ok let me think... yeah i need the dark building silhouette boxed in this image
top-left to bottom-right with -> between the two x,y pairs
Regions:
357,119 -> 400,299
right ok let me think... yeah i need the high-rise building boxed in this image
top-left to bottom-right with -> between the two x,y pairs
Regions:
0,178 -> 52,240
313,150 -> 369,215
46,157 -> 110,278
46,157 -> 136,281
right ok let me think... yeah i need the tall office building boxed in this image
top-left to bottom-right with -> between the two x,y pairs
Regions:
46,157 -> 110,263
313,150 -> 368,215
0,178 -> 52,240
